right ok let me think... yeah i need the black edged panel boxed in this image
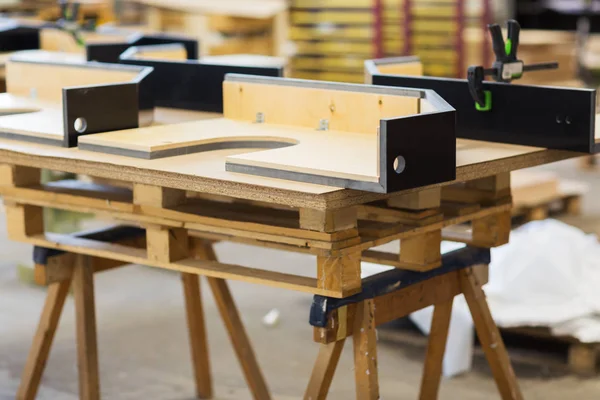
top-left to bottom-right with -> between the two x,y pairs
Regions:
86,34 -> 198,63
380,110 -> 456,192
63,83 -> 139,147
309,246 -> 490,327
0,25 -> 40,52
374,74 -> 598,153
119,58 -> 283,112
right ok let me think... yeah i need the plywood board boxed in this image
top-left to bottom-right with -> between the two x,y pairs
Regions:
78,118 -> 379,182
0,132 -> 572,210
7,51 -> 141,103
223,80 -> 419,134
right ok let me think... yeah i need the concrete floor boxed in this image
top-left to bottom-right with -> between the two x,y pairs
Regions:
2,158 -> 600,399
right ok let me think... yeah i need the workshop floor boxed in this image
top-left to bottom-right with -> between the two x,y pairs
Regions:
3,158 -> 600,399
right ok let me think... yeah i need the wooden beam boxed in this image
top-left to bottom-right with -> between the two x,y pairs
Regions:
419,299 -> 454,400
460,267 -> 523,400
5,203 -> 44,239
0,165 -> 41,186
133,183 -> 186,208
317,252 -> 362,297
73,256 -> 100,400
304,339 -> 346,400
181,273 -> 213,398
352,300 -> 379,400
472,211 -> 511,247
399,229 -> 442,269
16,279 -> 71,400
387,187 -> 441,210
146,226 -> 190,263
299,207 -> 357,233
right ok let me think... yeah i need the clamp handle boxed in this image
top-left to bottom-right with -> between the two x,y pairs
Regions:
488,19 -> 521,63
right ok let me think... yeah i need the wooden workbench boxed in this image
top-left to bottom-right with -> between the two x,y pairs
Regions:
0,104 -> 579,399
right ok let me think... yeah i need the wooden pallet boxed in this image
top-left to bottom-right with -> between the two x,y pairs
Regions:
0,166 -> 514,298
510,171 -> 587,223
501,326 -> 600,377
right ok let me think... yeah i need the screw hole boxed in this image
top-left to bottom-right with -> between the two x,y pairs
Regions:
556,115 -> 563,124
74,117 -> 87,133
393,156 -> 406,174
566,116 -> 572,125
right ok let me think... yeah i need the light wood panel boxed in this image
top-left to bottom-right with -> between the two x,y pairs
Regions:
223,80 -> 418,134
7,51 -> 140,102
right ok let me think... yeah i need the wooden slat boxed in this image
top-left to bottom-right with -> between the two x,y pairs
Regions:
22,232 -> 347,297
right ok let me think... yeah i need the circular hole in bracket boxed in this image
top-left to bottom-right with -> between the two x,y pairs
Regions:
566,116 -> 572,125
393,156 -> 406,174
74,117 -> 88,134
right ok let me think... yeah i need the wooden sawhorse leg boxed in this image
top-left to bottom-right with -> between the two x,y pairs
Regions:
304,339 -> 346,400
195,242 -> 271,400
460,267 -> 523,400
73,255 -> 101,400
419,299 -> 454,400
305,248 -> 523,400
16,278 -> 72,400
182,272 -> 213,399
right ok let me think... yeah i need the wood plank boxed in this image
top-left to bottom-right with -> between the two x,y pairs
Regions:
181,273 -> 213,398
419,299 -> 454,400
352,300 -> 379,400
460,267 -> 523,400
72,256 -> 100,400
16,279 -> 71,400
0,183 -> 358,244
304,339 -> 346,400
22,232 -> 347,297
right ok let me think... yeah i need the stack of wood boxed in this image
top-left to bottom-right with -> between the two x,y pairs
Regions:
511,170 -> 586,223
131,0 -> 288,57
289,0 -> 493,83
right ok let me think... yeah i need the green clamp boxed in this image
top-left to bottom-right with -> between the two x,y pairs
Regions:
475,90 -> 492,112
